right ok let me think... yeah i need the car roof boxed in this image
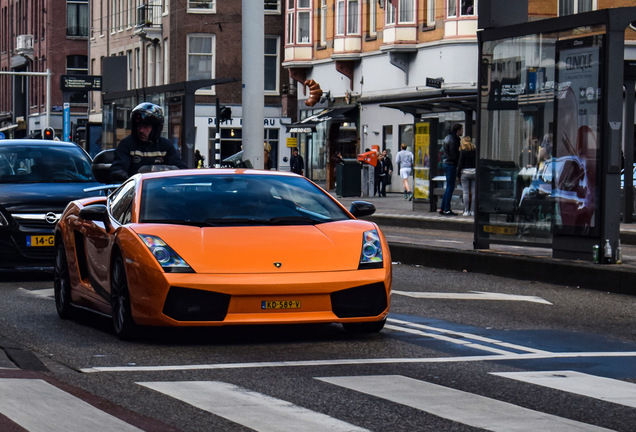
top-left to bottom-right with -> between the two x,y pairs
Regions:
136,168 -> 302,180
0,139 -> 81,148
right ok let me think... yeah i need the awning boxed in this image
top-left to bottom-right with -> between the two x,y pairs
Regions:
0,124 -> 18,132
379,91 -> 478,116
287,106 -> 357,133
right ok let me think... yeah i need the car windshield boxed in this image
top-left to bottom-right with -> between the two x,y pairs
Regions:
139,174 -> 351,226
0,145 -> 96,183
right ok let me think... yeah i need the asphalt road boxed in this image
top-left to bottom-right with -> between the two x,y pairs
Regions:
0,265 -> 635,431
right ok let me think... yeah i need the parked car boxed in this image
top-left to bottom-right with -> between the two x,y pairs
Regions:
54,169 -> 391,339
0,139 -> 104,267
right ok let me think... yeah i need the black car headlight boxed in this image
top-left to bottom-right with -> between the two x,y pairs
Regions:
138,234 -> 193,273
358,229 -> 383,269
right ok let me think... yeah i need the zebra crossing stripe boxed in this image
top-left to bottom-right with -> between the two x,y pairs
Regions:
0,378 -> 142,432
317,375 -> 612,432
138,381 -> 370,432
491,370 -> 636,408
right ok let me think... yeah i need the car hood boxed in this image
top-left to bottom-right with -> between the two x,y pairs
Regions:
0,182 -> 104,213
131,220 -> 380,273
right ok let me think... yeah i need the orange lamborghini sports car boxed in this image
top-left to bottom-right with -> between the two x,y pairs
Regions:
53,169 -> 391,339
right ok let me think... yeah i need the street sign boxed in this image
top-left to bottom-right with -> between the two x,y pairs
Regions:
426,77 -> 443,89
60,75 -> 102,92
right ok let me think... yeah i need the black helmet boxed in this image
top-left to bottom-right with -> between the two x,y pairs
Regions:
130,102 -> 164,142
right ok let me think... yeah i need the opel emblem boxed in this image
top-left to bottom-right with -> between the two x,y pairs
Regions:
45,212 -> 59,224
274,262 -> 282,268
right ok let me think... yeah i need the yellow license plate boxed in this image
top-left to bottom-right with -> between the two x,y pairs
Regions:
27,235 -> 54,247
483,225 -> 517,235
261,300 -> 301,310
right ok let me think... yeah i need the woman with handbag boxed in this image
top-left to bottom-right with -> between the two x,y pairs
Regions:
457,136 -> 477,216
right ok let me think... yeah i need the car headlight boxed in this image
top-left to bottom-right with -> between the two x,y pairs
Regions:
138,234 -> 193,273
359,229 -> 383,269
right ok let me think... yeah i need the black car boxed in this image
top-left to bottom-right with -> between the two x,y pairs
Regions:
0,139 -> 104,267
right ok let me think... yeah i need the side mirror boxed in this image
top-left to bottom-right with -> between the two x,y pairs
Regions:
79,204 -> 110,225
349,201 -> 376,218
92,149 -> 116,184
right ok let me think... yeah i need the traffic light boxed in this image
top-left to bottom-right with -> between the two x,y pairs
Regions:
303,79 -> 323,107
219,106 -> 232,123
43,127 -> 55,140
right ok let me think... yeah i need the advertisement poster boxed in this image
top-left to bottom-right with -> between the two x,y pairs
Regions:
414,122 -> 431,200
554,35 -> 602,234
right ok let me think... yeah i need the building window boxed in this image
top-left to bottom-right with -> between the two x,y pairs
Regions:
385,0 -> 396,25
264,36 -> 280,94
319,0 -> 327,46
127,50 -> 133,90
398,0 -> 414,23
287,0 -> 311,44
188,0 -> 215,12
67,0 -> 88,36
426,0 -> 435,27
265,0 -> 280,14
559,0 -> 594,16
147,44 -> 155,87
67,55 -> 88,103
368,0 -> 377,37
187,34 -> 215,93
336,0 -> 360,35
448,0 -> 475,18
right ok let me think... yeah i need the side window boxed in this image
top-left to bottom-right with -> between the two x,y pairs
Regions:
109,180 -> 136,224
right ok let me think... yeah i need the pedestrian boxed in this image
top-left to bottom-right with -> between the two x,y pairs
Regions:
290,147 -> 304,176
374,151 -> 382,196
264,143 -> 273,170
382,149 -> 393,188
395,143 -> 414,200
194,149 -> 205,168
439,123 -> 463,215
378,153 -> 391,197
110,102 -> 187,181
457,135 -> 476,216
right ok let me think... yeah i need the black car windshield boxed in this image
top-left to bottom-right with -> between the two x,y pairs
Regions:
0,145 -> 96,183
139,174 -> 351,226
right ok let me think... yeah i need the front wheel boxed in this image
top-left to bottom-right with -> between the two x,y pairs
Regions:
111,254 -> 136,340
53,238 -> 74,319
342,318 -> 386,333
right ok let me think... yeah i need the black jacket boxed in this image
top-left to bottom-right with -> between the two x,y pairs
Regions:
442,133 -> 461,165
111,135 -> 187,180
457,149 -> 476,177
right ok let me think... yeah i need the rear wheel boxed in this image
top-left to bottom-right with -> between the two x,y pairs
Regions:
111,254 -> 136,340
53,238 -> 74,319
342,318 -> 386,333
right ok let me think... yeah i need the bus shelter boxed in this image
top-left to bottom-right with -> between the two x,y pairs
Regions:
476,7 -> 636,263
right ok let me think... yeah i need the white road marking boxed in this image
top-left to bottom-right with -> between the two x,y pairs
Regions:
18,287 -> 54,298
318,375 -> 613,432
492,370 -> 636,408
138,381 -> 369,432
0,378 -> 142,432
386,318 -> 550,354
392,290 -> 553,305
80,351 -> 636,373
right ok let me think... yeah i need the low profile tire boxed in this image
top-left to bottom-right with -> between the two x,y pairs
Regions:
342,318 -> 386,333
111,254 -> 137,340
53,238 -> 75,319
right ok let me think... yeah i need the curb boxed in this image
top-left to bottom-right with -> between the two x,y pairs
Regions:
388,242 -> 636,296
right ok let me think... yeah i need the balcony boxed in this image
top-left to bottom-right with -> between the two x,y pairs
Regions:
134,4 -> 163,41
16,35 -> 34,59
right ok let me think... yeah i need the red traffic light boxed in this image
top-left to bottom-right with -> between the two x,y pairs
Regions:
43,127 -> 55,140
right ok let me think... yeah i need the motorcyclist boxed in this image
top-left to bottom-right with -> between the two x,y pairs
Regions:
110,102 -> 187,181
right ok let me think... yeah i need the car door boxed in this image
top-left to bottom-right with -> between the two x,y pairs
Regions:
83,180 -> 136,307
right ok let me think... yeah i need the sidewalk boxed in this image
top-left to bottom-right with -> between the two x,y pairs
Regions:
331,191 -> 636,295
